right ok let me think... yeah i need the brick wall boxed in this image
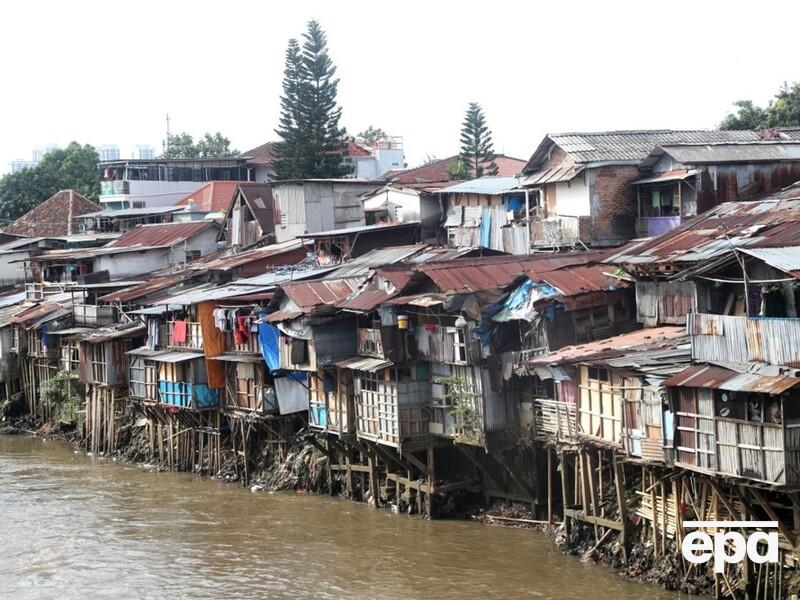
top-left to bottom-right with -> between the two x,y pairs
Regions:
588,165 -> 639,246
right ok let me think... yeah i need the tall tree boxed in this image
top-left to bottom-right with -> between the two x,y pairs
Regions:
720,80 -> 800,130
0,143 -> 99,221
272,39 -> 306,180
358,126 -> 387,146
459,102 -> 498,178
719,100 -> 769,130
161,131 -> 238,159
273,20 -> 350,180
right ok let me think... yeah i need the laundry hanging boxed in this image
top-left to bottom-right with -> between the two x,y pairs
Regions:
173,320 -> 188,343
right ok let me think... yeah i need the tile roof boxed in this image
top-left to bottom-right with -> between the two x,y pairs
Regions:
174,181 -> 246,213
107,221 -> 216,249
523,129 -> 765,174
240,142 -> 275,167
387,154 -> 526,184
3,190 -> 100,237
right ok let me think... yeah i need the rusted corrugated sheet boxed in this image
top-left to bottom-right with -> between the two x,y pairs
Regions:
689,313 -> 800,367
665,363 -> 800,394
337,289 -> 395,312
99,272 -> 202,303
281,277 -> 366,310
109,221 -> 216,249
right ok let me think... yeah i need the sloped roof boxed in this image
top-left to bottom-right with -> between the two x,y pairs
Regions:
640,142 -> 800,168
3,190 -> 100,237
437,176 -> 522,195
387,154 -> 526,184
107,221 -> 217,249
605,182 -> 800,270
240,142 -> 276,167
174,181 -> 245,213
220,183 -> 275,237
280,277 -> 366,311
523,129 -> 764,174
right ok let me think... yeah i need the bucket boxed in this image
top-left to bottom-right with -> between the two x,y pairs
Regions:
397,314 -> 409,330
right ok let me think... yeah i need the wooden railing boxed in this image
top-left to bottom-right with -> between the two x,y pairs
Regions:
534,399 -> 577,440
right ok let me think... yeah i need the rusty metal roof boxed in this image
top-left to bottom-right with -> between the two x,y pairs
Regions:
664,363 -> 800,394
528,326 -> 687,367
75,322 -> 146,343
280,277 -> 366,310
200,239 -> 309,271
108,221 -> 217,249
606,184 -> 800,269
98,271 -> 203,303
336,289 -> 395,312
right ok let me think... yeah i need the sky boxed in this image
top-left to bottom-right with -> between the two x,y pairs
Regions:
0,0 -> 798,174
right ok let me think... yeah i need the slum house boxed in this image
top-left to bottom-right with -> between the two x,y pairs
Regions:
633,142 -> 800,237
6,295 -> 77,420
25,221 -> 221,283
298,251 -> 625,514
75,321 -> 146,454
301,222 -> 422,264
520,129 -> 773,248
437,176 -> 532,254
75,206 -> 186,234
0,291 -> 32,402
361,183 -> 443,239
173,180 -> 245,222
0,237 -> 62,285
605,183 -> 800,327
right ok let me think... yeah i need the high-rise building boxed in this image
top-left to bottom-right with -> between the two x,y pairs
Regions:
98,145 -> 121,161
136,145 -> 156,160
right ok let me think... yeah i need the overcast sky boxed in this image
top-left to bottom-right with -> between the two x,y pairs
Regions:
1,0 -> 798,174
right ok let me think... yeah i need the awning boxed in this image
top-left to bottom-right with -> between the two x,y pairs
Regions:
127,347 -> 169,357
48,327 -> 94,336
335,356 -> 393,372
632,169 -> 699,186
148,351 -> 205,364
534,365 -> 571,382
208,354 -> 264,363
664,364 -> 800,394
265,309 -> 303,323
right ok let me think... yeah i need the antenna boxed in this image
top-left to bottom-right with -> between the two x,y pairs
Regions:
165,113 -> 171,153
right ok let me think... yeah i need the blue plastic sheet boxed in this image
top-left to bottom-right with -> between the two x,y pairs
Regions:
258,321 -> 281,372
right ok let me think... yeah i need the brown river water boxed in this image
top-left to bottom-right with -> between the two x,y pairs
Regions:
0,435 -> 685,600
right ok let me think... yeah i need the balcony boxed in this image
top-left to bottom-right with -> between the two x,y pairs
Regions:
25,281 -> 77,301
636,216 -> 681,237
224,329 -> 261,354
533,399 -> 577,440
158,381 -> 219,409
357,328 -> 384,359
164,321 -> 203,350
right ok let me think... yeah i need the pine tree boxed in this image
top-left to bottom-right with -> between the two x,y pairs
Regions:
272,39 -> 305,180
273,21 -> 350,180
459,102 -> 499,178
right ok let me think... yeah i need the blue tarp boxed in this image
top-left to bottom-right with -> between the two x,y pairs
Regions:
258,321 -> 281,372
480,207 -> 491,248
503,194 -> 524,212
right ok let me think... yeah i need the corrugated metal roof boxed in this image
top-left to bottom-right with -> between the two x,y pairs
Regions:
335,356 -> 393,372
658,143 -> 800,165
664,363 -> 800,394
127,347 -> 168,357
281,277 -> 366,310
264,308 -> 303,322
632,169 -> 699,185
80,206 -> 185,218
98,271 -> 204,303
301,221 -> 420,238
108,221 -> 216,249
327,245 -> 430,278
149,351 -> 205,363
336,289 -> 396,312
523,163 -> 584,186
525,130 -> 764,173
528,326 -> 687,366
201,239 -> 309,271
76,322 -> 146,343
606,184 -> 800,269
437,176 -> 522,195
738,247 -> 800,275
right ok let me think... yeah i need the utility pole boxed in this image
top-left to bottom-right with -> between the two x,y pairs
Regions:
164,113 -> 171,154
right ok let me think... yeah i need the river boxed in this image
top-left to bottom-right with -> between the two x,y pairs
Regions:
0,435 -> 684,599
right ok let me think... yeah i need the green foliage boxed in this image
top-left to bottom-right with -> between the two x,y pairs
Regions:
720,81 -> 800,130
358,126 -> 387,146
0,142 -> 99,222
161,131 -> 238,159
435,376 -> 481,443
41,372 -> 85,412
447,159 -> 469,181
273,20 -> 351,180
459,102 -> 499,179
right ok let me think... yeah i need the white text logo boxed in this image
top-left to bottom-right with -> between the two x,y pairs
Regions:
680,521 -> 779,573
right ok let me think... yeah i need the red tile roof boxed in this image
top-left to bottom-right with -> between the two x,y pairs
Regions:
3,190 -> 100,237
174,181 -> 245,213
387,155 -> 526,185
345,141 -> 372,157
108,221 -> 217,249
240,142 -> 275,167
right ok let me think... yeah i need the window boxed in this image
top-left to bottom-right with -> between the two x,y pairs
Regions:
186,249 -> 202,262
588,366 -> 609,382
